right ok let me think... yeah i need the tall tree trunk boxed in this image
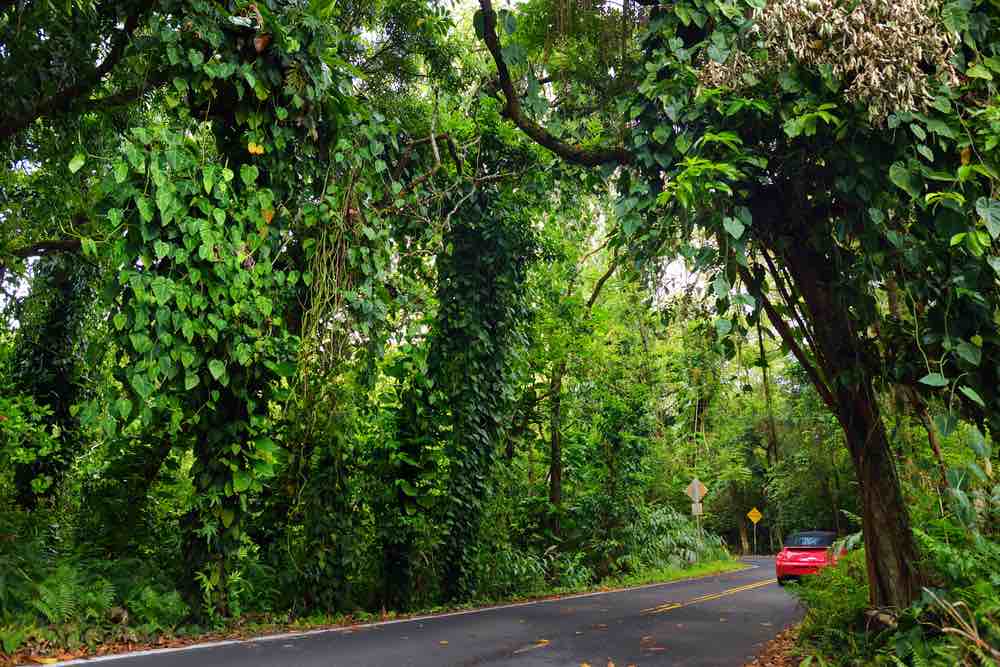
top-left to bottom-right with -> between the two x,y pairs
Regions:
745,228 -> 922,609
783,245 -> 921,609
839,383 -> 920,608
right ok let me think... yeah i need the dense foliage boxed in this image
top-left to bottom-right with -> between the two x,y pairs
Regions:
1,0 -> 999,664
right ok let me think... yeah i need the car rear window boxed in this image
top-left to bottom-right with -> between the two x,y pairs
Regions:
785,533 -> 835,547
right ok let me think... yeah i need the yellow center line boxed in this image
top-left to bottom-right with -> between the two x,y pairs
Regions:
641,578 -> 778,615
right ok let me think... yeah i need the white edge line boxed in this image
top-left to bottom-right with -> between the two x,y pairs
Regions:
27,561 -> 762,666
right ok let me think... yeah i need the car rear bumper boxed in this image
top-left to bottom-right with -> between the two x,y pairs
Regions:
776,563 -> 823,578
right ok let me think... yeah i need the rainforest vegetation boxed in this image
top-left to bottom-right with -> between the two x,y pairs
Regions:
1,0 -> 999,664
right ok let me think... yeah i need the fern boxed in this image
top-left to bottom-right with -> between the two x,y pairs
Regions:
0,624 -> 30,655
78,577 -> 115,622
32,565 -> 80,625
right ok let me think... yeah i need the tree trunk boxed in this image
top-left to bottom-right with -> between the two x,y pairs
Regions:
840,384 -> 921,608
738,516 -> 750,555
780,243 -> 922,609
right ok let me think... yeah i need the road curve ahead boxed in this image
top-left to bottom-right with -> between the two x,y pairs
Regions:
44,558 -> 801,667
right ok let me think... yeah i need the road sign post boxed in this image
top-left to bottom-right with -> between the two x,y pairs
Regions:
747,507 -> 762,555
686,478 -> 709,535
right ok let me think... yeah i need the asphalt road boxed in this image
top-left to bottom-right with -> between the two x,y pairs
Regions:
45,558 -> 801,667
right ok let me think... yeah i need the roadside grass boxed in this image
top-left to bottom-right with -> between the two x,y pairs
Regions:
2,558 -> 744,666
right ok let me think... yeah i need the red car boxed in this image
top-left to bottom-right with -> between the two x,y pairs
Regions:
776,531 -> 842,584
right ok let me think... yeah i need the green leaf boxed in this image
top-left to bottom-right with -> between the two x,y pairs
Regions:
713,276 -> 730,299
240,164 -> 259,186
151,279 -> 172,305
399,479 -> 419,497
723,216 -> 745,239
203,165 -> 217,194
68,153 -> 86,173
934,413 -> 958,437
889,163 -> 920,198
114,160 -> 128,184
919,372 -> 948,387
184,371 -> 199,391
715,318 -> 732,336
500,8 -> 517,34
975,197 -> 1000,238
233,470 -> 252,493
931,96 -> 952,113
113,312 -> 127,330
220,508 -> 235,528
967,64 -> 993,80
968,427 -> 990,458
137,196 -> 154,222
131,373 -> 153,399
208,359 -> 226,381
472,9 -> 485,38
154,240 -> 171,260
115,398 -> 132,419
956,341 -> 982,366
959,385 -> 985,407
274,361 -> 297,378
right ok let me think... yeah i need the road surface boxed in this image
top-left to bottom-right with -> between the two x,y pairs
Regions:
45,558 -> 800,667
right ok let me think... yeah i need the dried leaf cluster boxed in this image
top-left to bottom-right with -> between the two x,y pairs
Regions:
700,0 -> 960,122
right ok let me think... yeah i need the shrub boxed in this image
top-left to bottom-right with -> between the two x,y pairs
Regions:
126,586 -> 190,635
470,544 -> 548,600
793,549 -> 872,660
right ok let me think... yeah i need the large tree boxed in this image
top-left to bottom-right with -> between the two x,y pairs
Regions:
475,0 -> 1000,609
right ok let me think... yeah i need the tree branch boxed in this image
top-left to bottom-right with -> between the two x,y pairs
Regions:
587,257 -> 619,309
739,264 -> 837,412
1,12 -> 143,141
5,239 -> 83,262
760,247 -> 827,372
477,0 -> 633,167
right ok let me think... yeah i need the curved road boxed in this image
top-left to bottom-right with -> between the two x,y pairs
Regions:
43,558 -> 800,667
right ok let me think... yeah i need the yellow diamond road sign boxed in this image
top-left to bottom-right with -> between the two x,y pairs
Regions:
747,507 -> 763,524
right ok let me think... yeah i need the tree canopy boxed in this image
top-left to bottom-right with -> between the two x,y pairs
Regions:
1,0 -> 999,663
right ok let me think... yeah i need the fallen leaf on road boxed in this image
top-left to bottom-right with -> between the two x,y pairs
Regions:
607,660 -> 615,667
581,663 -> 591,667
743,625 -> 800,667
439,640 -> 449,646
